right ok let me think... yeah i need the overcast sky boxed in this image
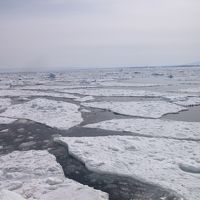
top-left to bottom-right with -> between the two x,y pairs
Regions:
0,0 -> 200,71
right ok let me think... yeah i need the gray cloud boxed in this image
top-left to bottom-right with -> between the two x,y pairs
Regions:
0,0 -> 200,71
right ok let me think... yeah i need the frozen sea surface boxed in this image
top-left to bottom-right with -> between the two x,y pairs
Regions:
57,136 -> 200,200
0,66 -> 200,200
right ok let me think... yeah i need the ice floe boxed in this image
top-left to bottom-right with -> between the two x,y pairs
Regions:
75,96 -> 95,102
0,98 -> 11,111
174,97 -> 200,106
57,136 -> 200,200
85,118 -> 200,140
82,101 -> 186,118
0,189 -> 26,200
0,98 -> 82,129
0,150 -> 108,200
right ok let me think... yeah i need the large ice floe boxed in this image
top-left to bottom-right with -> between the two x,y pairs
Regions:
57,136 -> 200,200
82,101 -> 186,118
0,98 -> 11,111
0,150 -> 108,200
0,98 -> 82,129
85,118 -> 200,140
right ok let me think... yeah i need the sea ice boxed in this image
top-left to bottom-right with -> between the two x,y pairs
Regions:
0,190 -> 26,200
0,98 -> 82,129
0,89 -> 78,99
82,101 -> 186,118
0,98 -> 11,111
0,150 -> 108,200
173,97 -> 200,106
75,96 -> 95,102
180,87 -> 200,93
57,136 -> 200,200
85,118 -> 200,140
62,88 -> 162,97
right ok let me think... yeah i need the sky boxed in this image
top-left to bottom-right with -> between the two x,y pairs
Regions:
0,0 -> 200,71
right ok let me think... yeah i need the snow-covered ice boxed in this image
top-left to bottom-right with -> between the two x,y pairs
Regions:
0,98 -> 11,111
0,190 -> 26,200
85,118 -> 200,140
0,150 -> 108,200
180,87 -> 200,93
82,101 -> 186,118
0,98 -> 82,129
57,136 -> 200,200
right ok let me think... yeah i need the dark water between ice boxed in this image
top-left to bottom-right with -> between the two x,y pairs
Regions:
0,120 -> 181,200
163,105 -> 200,122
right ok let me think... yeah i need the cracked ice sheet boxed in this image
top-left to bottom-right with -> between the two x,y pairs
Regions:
82,101 -> 186,118
57,136 -> 200,200
0,89 -> 78,99
0,98 -> 11,110
0,150 -> 108,200
85,119 -> 200,140
0,98 -> 82,129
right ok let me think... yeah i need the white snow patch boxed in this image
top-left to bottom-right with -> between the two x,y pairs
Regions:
82,101 -> 186,118
57,136 -> 200,200
0,98 -> 82,129
0,150 -> 108,200
0,190 -> 26,200
85,119 -> 200,140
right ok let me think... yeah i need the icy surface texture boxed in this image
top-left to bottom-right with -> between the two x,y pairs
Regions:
0,150 -> 108,200
0,98 -> 11,111
0,98 -> 82,129
58,136 -> 200,200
